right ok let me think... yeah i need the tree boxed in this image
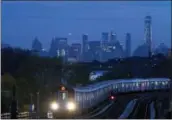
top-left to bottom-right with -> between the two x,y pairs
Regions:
67,63 -> 91,85
1,74 -> 16,113
1,73 -> 16,91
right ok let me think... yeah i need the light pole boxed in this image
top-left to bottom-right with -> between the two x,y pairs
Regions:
30,93 -> 33,105
37,92 -> 39,118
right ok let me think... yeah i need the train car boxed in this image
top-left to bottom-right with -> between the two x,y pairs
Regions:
47,85 -> 78,118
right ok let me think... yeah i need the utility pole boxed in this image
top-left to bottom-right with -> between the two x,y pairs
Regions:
37,92 -> 40,118
10,85 -> 18,119
30,93 -> 33,105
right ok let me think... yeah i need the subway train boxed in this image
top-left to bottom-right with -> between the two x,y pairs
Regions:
47,85 -> 77,118
47,78 -> 170,118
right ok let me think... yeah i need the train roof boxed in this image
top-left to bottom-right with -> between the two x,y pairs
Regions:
74,78 -> 170,92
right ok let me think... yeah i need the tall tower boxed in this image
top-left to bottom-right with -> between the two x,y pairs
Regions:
125,33 -> 131,57
144,16 -> 152,57
82,34 -> 88,61
100,32 -> 109,61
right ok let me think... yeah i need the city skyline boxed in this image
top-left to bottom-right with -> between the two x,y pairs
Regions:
2,1 -> 171,52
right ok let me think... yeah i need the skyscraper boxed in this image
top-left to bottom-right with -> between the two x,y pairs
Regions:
102,32 -> 109,42
69,43 -> 81,61
49,37 -> 68,62
88,41 -> 101,61
82,34 -> 88,53
110,31 -> 117,43
144,16 -> 152,57
125,33 -> 131,57
82,34 -> 89,61
56,38 -> 68,57
100,32 -> 109,61
49,37 -> 57,57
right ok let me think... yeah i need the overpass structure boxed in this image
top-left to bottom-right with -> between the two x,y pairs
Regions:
74,78 -> 170,110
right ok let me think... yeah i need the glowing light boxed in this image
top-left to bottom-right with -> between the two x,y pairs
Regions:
50,102 -> 59,110
66,102 -> 76,111
61,86 -> 65,91
110,96 -> 115,100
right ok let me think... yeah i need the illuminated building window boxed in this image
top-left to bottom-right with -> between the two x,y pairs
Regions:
57,50 -> 60,56
62,49 -> 66,56
74,49 -> 79,52
88,45 -> 90,50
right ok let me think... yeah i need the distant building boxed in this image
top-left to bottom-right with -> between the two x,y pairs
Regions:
69,43 -> 81,61
82,34 -> 89,61
32,37 -> 42,52
102,32 -> 109,42
101,40 -> 125,61
101,32 -> 109,61
88,41 -> 101,61
49,37 -> 68,61
125,33 -> 131,57
56,38 -> 68,62
67,57 -> 78,63
49,38 -> 57,57
154,43 -> 169,56
39,49 -> 49,57
144,16 -> 152,57
110,31 -> 117,43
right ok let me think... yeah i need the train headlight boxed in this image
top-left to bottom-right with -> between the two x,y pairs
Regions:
66,102 -> 76,111
50,102 -> 59,110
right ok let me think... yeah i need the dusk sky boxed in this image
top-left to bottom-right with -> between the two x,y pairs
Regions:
2,1 -> 171,52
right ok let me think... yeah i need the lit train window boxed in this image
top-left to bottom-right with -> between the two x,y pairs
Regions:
136,83 -> 139,87
155,81 -> 158,85
62,93 -> 66,100
147,82 -> 149,86
122,83 -> 124,88
58,91 -> 68,101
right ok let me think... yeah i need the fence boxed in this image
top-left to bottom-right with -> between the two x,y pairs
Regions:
1,112 -> 37,119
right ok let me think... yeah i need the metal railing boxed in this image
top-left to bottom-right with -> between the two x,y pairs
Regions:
1,112 -> 37,119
